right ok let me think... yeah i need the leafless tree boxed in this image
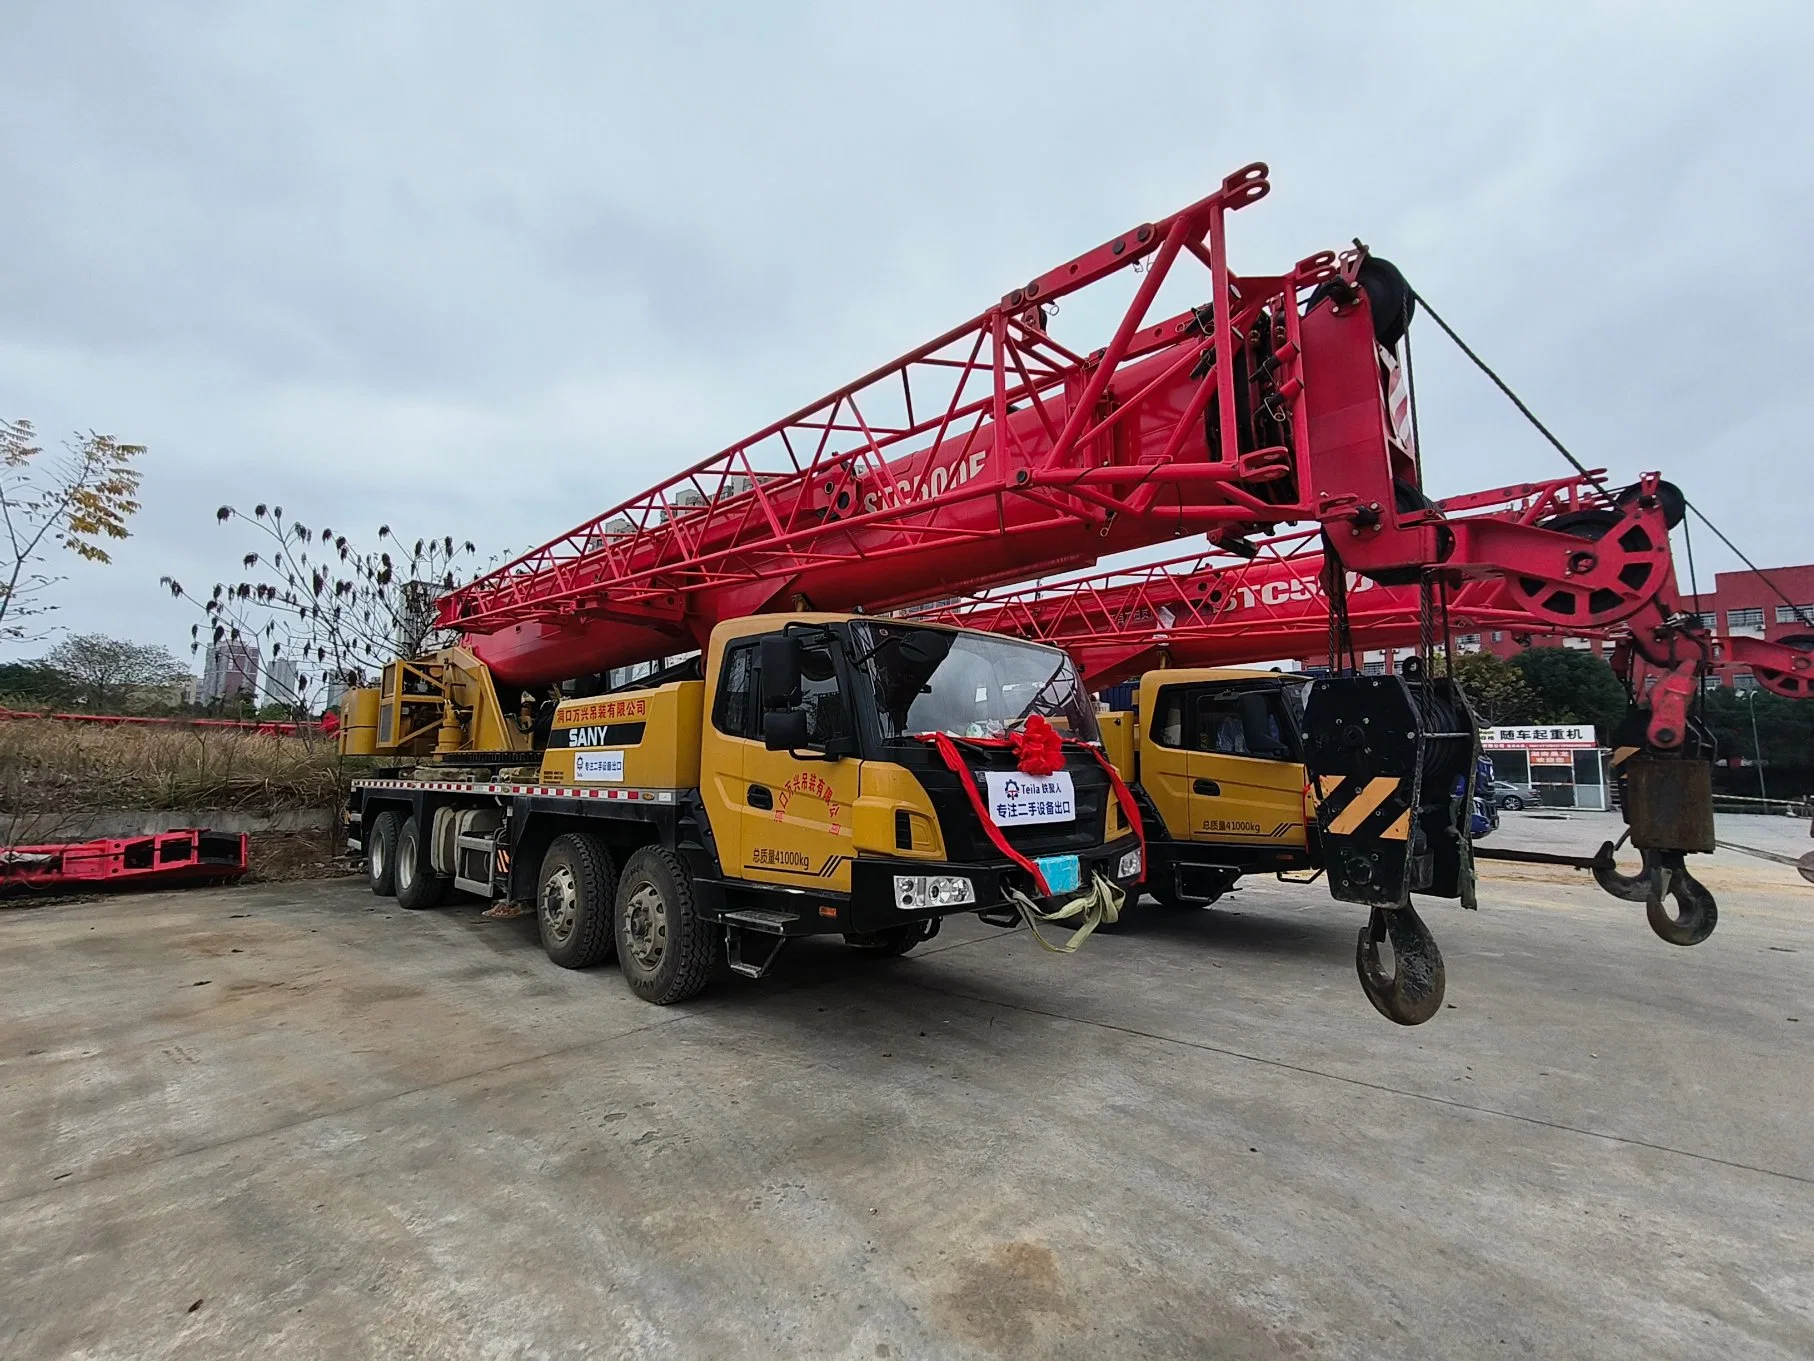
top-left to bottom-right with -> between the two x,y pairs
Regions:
160,504 -> 488,713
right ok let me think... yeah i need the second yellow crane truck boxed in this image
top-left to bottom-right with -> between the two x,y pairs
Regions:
1097,668 -> 1320,908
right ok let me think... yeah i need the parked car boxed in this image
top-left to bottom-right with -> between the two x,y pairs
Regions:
1489,779 -> 1541,811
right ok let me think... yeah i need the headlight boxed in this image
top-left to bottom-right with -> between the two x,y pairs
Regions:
893,874 -> 976,910
1118,848 -> 1143,880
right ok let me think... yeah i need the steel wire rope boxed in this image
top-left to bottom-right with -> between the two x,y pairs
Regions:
1409,286 -> 1810,627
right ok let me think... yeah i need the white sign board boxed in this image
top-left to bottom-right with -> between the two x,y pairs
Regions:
983,770 -> 1075,826
573,750 -> 626,783
1481,725 -> 1595,746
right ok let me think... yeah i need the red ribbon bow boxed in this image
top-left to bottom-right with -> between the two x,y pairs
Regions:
1009,713 -> 1065,777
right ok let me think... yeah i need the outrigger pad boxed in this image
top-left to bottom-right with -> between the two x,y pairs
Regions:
1302,674 -> 1479,908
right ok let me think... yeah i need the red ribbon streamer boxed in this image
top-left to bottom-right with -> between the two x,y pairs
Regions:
918,731 -> 1148,897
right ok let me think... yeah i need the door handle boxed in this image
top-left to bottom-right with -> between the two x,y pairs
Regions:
1193,778 -> 1221,796
747,784 -> 773,810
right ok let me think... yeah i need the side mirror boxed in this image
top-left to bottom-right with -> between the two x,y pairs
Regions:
764,708 -> 810,752
759,634 -> 802,708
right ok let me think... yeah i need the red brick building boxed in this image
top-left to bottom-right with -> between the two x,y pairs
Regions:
1295,563 -> 1814,690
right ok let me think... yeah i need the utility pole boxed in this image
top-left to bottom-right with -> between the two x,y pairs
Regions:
1745,688 -> 1768,801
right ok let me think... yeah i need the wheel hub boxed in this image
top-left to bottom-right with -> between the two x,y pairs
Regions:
541,865 -> 578,944
624,881 -> 667,967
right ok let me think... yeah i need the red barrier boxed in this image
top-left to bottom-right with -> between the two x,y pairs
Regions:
0,709 -> 322,736
1,830 -> 249,894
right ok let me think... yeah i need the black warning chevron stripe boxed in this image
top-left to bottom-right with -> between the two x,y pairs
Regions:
1314,774 -> 1412,842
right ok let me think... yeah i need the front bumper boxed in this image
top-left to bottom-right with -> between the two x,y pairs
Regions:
845,835 -> 1143,934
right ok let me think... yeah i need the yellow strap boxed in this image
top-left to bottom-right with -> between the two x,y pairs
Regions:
1009,873 -> 1126,954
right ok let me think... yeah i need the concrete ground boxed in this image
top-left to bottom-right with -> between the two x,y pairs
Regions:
2,812 -> 1810,1360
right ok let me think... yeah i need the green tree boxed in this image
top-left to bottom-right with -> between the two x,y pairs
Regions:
1510,646 -> 1629,739
1448,650 -> 1538,725
0,659 -> 78,709
1700,687 -> 1814,779
1,419 -> 145,640
42,633 -> 188,712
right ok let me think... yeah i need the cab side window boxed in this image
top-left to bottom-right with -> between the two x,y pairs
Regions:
713,642 -> 757,737
1192,692 -> 1292,760
1193,698 -> 1253,755
1150,689 -> 1186,749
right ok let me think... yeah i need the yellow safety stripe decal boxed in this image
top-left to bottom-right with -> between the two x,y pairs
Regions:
1313,773 -> 1346,799
1325,777 -> 1401,836
1379,809 -> 1412,842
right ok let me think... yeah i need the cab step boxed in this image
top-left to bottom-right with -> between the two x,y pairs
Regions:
721,908 -> 800,935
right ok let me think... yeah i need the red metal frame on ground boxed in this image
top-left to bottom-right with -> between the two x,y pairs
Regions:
0,830 -> 249,894
436,163 -> 1686,697
0,709 -> 322,737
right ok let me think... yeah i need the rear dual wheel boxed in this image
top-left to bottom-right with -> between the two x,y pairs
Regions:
367,810 -> 399,896
395,815 -> 448,910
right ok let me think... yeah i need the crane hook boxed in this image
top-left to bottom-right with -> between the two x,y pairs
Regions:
1355,901 -> 1446,1026
1591,838 -> 1653,904
1644,854 -> 1718,947
1593,844 -> 1719,945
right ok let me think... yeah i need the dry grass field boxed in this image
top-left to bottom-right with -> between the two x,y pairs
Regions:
0,718 -> 346,819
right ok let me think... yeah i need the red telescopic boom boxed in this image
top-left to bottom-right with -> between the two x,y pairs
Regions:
438,164 -> 1687,705
923,477 -> 1618,688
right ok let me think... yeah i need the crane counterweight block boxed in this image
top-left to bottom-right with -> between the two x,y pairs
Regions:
1301,670 -> 1480,910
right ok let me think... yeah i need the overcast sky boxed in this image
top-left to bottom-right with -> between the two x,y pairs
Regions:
3,2 -> 1809,669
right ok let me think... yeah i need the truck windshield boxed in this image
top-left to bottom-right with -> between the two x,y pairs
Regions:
853,623 -> 1101,744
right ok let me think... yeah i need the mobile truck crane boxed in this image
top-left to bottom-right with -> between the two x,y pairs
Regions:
340,163 -> 1727,1023
927,476 -> 1814,926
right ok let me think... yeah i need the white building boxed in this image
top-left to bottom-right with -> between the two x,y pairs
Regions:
261,658 -> 302,709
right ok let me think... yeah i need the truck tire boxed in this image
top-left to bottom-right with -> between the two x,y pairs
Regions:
394,814 -> 449,910
615,846 -> 715,1005
843,923 -> 927,957
367,810 -> 399,896
536,833 -> 618,969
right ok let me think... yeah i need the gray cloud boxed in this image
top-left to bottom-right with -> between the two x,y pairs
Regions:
3,1 -> 1808,664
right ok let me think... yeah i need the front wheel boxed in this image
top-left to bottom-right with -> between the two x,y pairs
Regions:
395,814 -> 449,910
615,846 -> 716,1005
537,833 -> 618,969
1501,796 -> 1524,812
